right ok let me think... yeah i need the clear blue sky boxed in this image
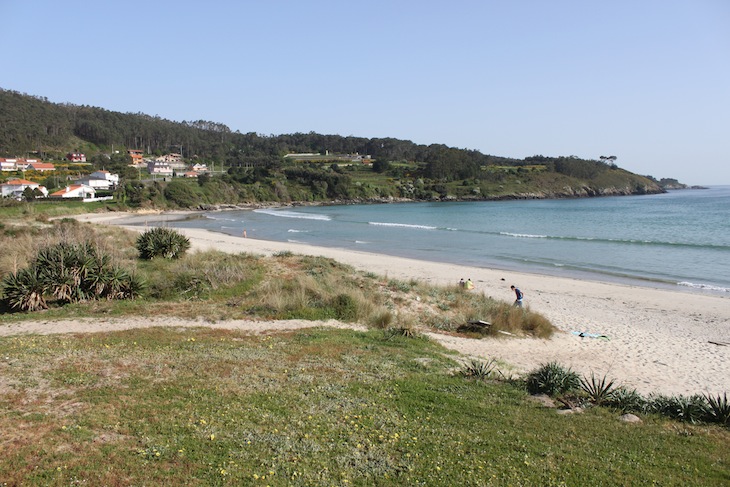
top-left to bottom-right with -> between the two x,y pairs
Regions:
2,0 -> 728,185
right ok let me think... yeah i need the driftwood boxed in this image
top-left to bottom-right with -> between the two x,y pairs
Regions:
708,341 -> 729,347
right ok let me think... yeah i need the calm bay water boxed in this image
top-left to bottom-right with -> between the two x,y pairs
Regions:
159,186 -> 730,294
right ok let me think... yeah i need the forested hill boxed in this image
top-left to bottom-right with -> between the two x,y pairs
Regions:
1,88 -> 668,204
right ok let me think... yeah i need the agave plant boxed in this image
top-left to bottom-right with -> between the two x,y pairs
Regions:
580,372 -> 616,405
2,241 -> 144,311
648,394 -> 708,424
703,392 -> 730,426
462,358 -> 498,380
605,386 -> 646,414
120,272 -> 147,300
1,266 -> 47,311
526,362 -> 581,396
137,227 -> 191,260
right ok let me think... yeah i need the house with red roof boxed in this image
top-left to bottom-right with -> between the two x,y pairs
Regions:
67,152 -> 86,163
0,158 -> 18,171
49,184 -> 96,199
28,162 -> 55,172
1,178 -> 49,199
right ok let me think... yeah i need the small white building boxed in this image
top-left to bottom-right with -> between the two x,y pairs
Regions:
1,178 -> 49,199
90,170 -> 119,184
0,158 -> 18,171
147,161 -> 173,176
49,184 -> 96,199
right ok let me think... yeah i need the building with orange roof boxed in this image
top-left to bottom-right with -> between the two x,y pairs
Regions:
128,149 -> 144,165
49,184 -> 95,199
1,178 -> 49,199
28,162 -> 55,172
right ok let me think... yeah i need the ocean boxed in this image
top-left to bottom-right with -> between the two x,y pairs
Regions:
150,186 -> 730,294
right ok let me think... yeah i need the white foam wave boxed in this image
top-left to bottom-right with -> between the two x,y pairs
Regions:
368,222 -> 437,230
677,281 -> 730,293
288,229 -> 309,233
206,215 -> 239,222
355,240 -> 369,244
500,232 -> 547,238
254,209 -> 331,221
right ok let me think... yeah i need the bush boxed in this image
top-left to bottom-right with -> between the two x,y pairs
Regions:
487,302 -> 553,338
330,293 -> 358,321
136,227 -> 191,260
605,387 -> 646,414
462,358 -> 498,380
526,362 -> 581,396
1,266 -> 47,311
704,393 -> 730,426
647,394 -> 708,424
580,373 -> 617,405
1,241 -> 144,312
164,180 -> 204,208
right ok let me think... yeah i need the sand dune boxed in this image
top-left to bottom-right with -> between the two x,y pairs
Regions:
5,211 -> 728,396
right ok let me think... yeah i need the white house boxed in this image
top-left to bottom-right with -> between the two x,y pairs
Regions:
155,153 -> 183,164
75,177 -> 112,190
147,161 -> 173,176
89,170 -> 120,185
75,170 -> 120,190
1,178 -> 49,199
0,158 -> 18,171
49,184 -> 96,199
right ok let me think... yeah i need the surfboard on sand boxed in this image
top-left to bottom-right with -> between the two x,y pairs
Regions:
571,331 -> 609,340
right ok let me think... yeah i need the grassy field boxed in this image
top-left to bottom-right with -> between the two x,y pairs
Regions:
1,327 -> 728,486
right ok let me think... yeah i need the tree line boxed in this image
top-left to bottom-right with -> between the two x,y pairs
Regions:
1,88 -> 624,180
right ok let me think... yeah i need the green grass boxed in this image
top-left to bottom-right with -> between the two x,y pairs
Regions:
0,328 -> 727,486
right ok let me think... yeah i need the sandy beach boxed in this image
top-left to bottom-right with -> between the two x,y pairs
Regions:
6,211 -> 730,397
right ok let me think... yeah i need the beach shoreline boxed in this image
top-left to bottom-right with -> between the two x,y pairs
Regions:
86,206 -> 730,297
11,211 -> 730,396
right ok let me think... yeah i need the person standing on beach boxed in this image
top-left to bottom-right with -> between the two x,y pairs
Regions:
511,285 -> 523,307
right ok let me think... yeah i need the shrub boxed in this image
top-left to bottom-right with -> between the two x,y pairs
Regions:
605,387 -> 646,414
1,241 -> 144,311
648,394 -> 707,424
488,302 -> 554,337
526,362 -> 581,396
163,180 -> 204,208
330,293 -> 358,321
462,358 -> 498,380
703,393 -> 729,426
369,310 -> 394,328
136,227 -> 191,260
1,266 -> 47,311
580,373 -> 617,405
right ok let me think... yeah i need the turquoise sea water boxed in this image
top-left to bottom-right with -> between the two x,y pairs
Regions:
157,186 -> 730,294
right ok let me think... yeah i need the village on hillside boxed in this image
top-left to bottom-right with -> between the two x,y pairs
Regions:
0,149 -> 209,202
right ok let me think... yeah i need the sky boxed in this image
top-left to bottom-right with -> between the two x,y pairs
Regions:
1,0 -> 729,185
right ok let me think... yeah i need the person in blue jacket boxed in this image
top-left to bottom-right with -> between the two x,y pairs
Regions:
510,285 -> 524,307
